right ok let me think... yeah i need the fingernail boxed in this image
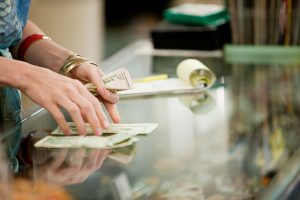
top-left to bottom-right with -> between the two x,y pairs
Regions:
101,88 -> 111,96
79,133 -> 85,137
116,113 -> 121,123
96,128 -> 102,136
64,129 -> 70,135
103,121 -> 110,129
97,87 -> 106,95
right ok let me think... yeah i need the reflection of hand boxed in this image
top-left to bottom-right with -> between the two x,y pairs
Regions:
68,64 -> 120,124
20,65 -> 110,135
36,148 -> 110,185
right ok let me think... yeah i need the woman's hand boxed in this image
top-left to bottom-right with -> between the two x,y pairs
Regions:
20,64 -> 110,135
7,20 -> 121,133
67,63 -> 121,123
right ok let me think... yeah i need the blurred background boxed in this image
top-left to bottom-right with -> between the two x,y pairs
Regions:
28,0 -> 300,63
29,0 -> 224,63
24,0 -> 299,118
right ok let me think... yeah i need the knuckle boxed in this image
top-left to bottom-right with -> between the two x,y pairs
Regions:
40,94 -> 54,106
46,104 -> 58,113
91,98 -> 100,107
64,83 -> 75,93
74,80 -> 82,87
54,113 -> 65,121
82,103 -> 93,112
68,105 -> 80,114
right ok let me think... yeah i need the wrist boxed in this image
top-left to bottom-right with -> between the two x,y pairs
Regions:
17,34 -> 51,61
59,53 -> 97,76
0,58 -> 32,89
44,49 -> 73,73
12,62 -> 36,91
11,61 -> 49,93
19,35 -> 73,72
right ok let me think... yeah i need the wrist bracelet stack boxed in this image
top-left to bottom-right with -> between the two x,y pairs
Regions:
59,53 -> 98,76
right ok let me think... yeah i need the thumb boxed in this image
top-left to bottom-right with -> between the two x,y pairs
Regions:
88,70 -> 119,104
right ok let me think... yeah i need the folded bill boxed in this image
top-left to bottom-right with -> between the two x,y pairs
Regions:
51,123 -> 159,136
86,68 -> 134,94
34,135 -> 138,149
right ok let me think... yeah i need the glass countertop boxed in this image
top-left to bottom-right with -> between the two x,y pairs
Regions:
0,40 -> 300,200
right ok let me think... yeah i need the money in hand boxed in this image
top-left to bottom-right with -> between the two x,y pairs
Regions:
86,68 -> 134,95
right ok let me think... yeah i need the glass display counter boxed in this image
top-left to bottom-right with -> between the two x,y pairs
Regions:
0,40 -> 299,200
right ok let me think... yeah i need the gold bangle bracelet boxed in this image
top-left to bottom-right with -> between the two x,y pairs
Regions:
59,53 -> 98,76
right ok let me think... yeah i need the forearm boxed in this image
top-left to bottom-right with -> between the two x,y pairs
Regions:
11,20 -> 72,73
0,57 -> 32,89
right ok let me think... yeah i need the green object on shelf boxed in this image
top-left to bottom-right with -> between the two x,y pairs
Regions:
225,45 -> 300,64
163,4 -> 230,26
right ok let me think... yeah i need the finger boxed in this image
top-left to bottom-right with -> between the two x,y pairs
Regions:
96,149 -> 110,167
83,149 -> 102,170
68,149 -> 85,170
77,99 -> 103,136
98,87 -> 119,104
47,105 -> 70,135
80,83 -> 110,128
104,102 -> 121,123
57,97 -> 86,135
74,82 -> 110,134
86,68 -> 119,104
47,149 -> 68,170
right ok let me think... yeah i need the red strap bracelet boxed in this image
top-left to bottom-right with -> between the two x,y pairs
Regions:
17,34 -> 51,61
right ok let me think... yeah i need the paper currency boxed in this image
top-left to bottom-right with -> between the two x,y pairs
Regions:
35,123 -> 158,149
34,135 -> 138,149
51,123 -> 159,136
86,68 -> 134,95
108,144 -> 137,164
107,132 -> 136,147
102,68 -> 134,90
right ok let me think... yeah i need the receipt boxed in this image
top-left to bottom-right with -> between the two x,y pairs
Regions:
176,59 -> 216,89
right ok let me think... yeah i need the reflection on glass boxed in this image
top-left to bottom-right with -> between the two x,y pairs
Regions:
178,92 -> 216,114
16,130 -> 137,185
22,147 -> 111,186
0,143 -> 12,199
167,97 -> 195,159
132,160 -> 256,200
0,87 -> 22,173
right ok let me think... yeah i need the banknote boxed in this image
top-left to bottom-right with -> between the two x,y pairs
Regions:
51,123 -> 159,136
108,153 -> 135,165
108,144 -> 137,164
34,135 -> 138,149
102,68 -> 134,90
86,68 -> 134,94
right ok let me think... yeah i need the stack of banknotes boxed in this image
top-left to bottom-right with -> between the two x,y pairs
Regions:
34,123 -> 158,149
